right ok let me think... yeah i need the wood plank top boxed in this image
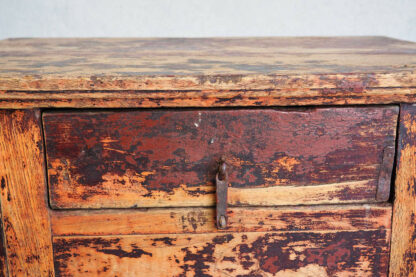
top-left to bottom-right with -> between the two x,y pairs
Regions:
1,36 -> 416,108
0,36 -> 415,90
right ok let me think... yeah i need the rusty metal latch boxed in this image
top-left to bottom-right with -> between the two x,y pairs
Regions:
216,158 -> 228,229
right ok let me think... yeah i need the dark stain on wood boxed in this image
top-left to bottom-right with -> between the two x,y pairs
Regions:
248,232 -> 374,275
179,235 -> 235,276
0,177 -> 5,190
151,237 -> 177,246
53,237 -> 152,276
98,246 -> 152,259
43,107 -> 398,209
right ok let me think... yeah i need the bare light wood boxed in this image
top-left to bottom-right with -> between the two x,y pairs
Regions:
0,110 -> 54,276
50,204 -> 391,236
390,104 -> 416,276
0,37 -> 415,108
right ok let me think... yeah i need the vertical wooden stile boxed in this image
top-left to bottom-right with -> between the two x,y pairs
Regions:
0,110 -> 54,276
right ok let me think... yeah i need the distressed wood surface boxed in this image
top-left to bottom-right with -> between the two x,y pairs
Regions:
0,37 -> 415,108
0,37 -> 415,91
2,86 -> 416,109
50,204 -> 392,236
53,229 -> 391,277
43,107 -> 398,209
0,202 -> 7,277
390,104 -> 416,276
0,110 -> 55,276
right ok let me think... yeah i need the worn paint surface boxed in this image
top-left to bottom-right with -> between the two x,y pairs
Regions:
1,86 -> 416,109
0,37 -> 415,108
389,104 -> 416,276
43,107 -> 398,209
0,37 -> 415,92
0,110 -> 55,276
50,204 -> 392,236
53,229 -> 390,276
0,36 -> 413,275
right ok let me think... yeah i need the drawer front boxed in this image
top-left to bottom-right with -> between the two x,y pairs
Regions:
52,205 -> 392,276
54,230 -> 390,276
43,106 -> 398,209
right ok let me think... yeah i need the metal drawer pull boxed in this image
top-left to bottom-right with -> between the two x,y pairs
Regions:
216,157 -> 228,229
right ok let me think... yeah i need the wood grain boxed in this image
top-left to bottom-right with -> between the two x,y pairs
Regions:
0,202 -> 7,277
0,37 -> 415,91
1,86 -> 416,109
43,107 -> 398,209
0,110 -> 54,276
53,229 -> 391,276
50,204 -> 392,236
390,104 -> 416,276
0,37 -> 415,108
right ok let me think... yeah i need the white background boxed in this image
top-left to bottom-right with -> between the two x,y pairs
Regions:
0,0 -> 415,41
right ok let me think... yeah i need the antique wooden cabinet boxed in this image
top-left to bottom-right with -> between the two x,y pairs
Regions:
0,37 -> 415,276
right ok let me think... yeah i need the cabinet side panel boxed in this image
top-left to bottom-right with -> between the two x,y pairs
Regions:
0,110 -> 54,276
390,104 -> 416,276
0,199 -> 7,277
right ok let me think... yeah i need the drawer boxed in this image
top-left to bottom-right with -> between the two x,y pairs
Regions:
43,106 -> 398,209
51,205 -> 392,276
53,229 -> 391,276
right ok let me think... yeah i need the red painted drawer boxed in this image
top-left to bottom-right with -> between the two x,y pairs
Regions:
43,106 -> 398,209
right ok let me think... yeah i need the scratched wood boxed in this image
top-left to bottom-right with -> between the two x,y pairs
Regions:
43,107 -> 398,209
50,204 -> 391,236
0,110 -> 55,276
390,104 -> 416,276
0,37 -> 415,108
53,229 -> 391,277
